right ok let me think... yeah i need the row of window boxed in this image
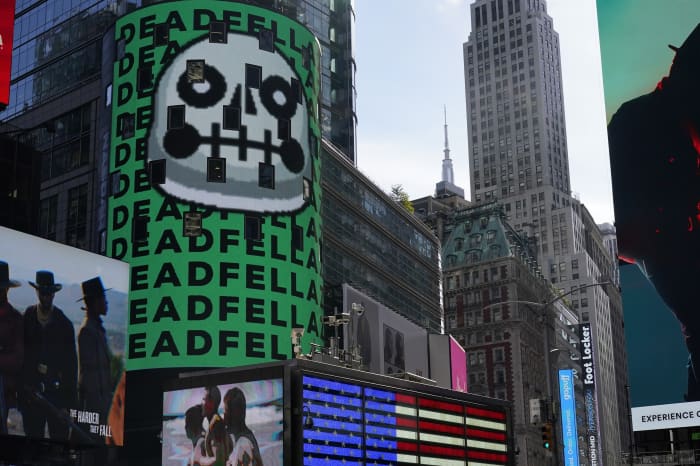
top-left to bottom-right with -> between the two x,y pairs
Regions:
445,265 -> 509,290
39,183 -> 88,249
468,347 -> 506,366
454,328 -> 509,347
468,366 -> 506,387
446,306 -> 507,329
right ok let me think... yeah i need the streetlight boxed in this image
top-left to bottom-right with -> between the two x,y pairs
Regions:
482,281 -> 612,466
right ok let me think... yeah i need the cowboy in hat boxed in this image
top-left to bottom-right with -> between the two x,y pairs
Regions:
0,261 -> 22,435
77,276 -> 113,422
21,270 -> 77,440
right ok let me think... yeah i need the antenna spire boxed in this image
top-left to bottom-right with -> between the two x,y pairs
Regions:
441,106 -> 454,184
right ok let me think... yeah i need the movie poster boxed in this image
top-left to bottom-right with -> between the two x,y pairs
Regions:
0,226 -> 128,445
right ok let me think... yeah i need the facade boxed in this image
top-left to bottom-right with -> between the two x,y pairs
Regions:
434,202 -> 582,466
2,0 -> 124,252
321,139 -> 442,333
463,0 -> 627,463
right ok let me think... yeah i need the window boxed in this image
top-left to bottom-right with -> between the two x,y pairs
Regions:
209,21 -> 227,43
467,250 -> 482,264
244,216 -> 262,240
492,308 -> 502,322
493,347 -> 504,362
258,163 -> 275,188
39,195 -> 58,241
494,366 -> 506,384
66,184 -> 88,249
470,234 -> 483,247
486,230 -> 497,243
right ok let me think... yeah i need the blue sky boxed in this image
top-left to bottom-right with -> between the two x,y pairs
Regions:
354,0 -> 614,224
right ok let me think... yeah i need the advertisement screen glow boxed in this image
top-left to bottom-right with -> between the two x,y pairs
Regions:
301,375 -> 509,465
0,227 -> 128,445
598,0 -> 700,427
0,0 -> 14,108
110,1 -> 322,370
558,369 -> 579,466
162,378 -> 283,466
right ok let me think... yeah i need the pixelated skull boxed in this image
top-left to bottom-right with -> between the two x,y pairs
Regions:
147,31 -> 312,213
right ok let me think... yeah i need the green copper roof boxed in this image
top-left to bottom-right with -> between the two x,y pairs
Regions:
442,202 -> 539,273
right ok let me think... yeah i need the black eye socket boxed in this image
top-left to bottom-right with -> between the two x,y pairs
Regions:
163,124 -> 201,158
177,65 -> 227,108
260,75 -> 297,120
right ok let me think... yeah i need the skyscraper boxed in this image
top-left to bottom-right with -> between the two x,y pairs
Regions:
463,0 -> 627,464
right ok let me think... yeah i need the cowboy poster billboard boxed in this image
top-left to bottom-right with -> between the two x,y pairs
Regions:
0,226 -> 128,445
597,0 -> 700,425
108,0 -> 323,371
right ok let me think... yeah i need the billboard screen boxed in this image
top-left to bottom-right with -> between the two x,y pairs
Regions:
109,1 -> 322,370
579,323 -> 601,465
0,226 -> 128,445
162,377 -> 283,466
0,0 -> 14,109
559,369 -> 580,466
450,335 -> 467,392
343,284 -> 428,378
301,373 -> 509,465
598,0 -> 700,426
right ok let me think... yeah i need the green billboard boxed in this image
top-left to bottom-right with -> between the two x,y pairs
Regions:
108,0 -> 322,370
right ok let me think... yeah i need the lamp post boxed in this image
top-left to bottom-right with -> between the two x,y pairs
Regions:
482,281 -> 612,466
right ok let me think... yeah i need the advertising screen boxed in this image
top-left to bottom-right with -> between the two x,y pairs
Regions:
558,369 -> 579,466
109,1 -> 322,370
450,335 -> 467,392
162,378 -> 283,466
579,323 -> 601,465
597,0 -> 700,428
301,374 -> 509,465
0,0 -> 14,109
0,226 -> 128,445
343,284 -> 428,378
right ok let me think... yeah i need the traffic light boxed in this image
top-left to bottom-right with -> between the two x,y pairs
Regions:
541,422 -> 553,449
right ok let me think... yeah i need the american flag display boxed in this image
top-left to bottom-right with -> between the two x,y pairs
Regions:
302,375 -> 510,466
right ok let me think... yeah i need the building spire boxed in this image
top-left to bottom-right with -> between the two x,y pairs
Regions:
442,105 -> 455,184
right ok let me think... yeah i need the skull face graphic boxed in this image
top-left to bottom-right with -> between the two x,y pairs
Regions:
147,31 -> 312,213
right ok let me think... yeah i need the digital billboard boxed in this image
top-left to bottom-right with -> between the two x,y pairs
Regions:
597,0 -> 700,426
579,323 -> 601,465
0,0 -> 14,110
559,369 -> 580,466
428,334 -> 467,392
109,1 -> 323,370
342,284 -> 428,378
0,226 -> 129,445
301,374 -> 509,466
162,378 -> 283,466
450,335 -> 468,392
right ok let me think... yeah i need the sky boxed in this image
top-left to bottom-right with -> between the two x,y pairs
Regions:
354,0 -> 615,225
